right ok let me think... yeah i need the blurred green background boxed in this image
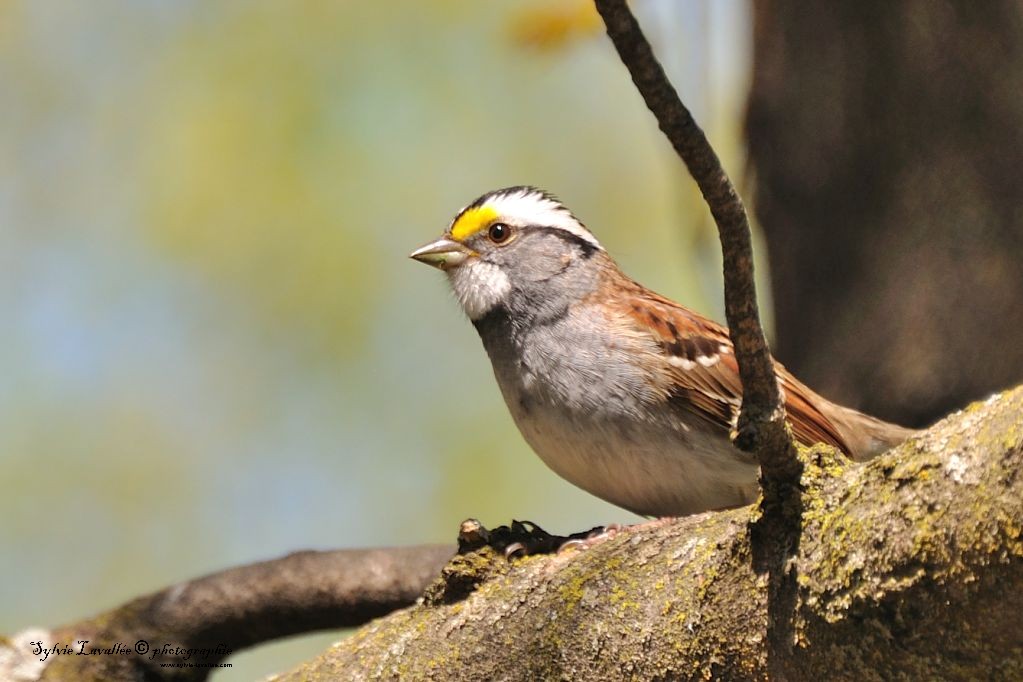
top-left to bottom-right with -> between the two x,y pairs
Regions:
0,1 -> 751,678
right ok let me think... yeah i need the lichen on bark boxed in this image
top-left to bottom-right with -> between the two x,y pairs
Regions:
275,386 -> 1023,681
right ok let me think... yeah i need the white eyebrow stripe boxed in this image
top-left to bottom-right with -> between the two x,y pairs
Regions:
483,189 -> 604,251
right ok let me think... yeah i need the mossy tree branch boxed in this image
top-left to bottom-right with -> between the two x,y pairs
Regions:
274,387 -> 1023,681
10,391 -> 1021,680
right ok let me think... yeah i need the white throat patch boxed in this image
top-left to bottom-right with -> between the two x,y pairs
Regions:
447,258 -> 511,320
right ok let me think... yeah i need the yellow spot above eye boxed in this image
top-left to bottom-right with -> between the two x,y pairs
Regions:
450,205 -> 499,242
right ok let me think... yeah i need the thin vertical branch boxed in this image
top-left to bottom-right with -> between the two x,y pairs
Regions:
593,1 -> 802,676
592,0 -> 795,479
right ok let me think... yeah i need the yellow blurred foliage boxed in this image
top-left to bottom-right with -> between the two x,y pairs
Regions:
509,0 -> 603,51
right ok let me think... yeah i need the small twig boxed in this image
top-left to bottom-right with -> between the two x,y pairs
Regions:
592,0 -> 794,480
593,2 -> 802,676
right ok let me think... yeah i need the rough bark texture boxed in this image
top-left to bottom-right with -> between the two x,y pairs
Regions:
275,386 -> 1023,681
747,1 -> 1023,427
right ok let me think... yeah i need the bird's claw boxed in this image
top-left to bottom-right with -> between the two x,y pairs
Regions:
458,518 -> 626,560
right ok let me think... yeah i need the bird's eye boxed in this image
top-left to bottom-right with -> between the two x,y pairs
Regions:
488,222 -> 511,244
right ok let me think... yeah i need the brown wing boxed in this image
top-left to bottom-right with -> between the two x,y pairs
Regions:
612,282 -> 850,453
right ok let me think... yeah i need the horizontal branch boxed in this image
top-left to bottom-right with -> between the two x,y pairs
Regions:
3,545 -> 453,682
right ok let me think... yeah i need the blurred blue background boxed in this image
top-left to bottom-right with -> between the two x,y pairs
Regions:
0,1 -> 752,678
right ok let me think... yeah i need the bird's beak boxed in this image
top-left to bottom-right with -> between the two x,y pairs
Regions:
409,237 -> 474,271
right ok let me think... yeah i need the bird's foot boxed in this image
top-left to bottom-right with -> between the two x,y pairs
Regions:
457,519 -> 624,559
555,523 -> 624,554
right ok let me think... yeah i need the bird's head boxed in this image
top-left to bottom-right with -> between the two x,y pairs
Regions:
410,186 -> 606,320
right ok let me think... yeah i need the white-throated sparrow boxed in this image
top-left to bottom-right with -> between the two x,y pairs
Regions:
411,187 -> 916,516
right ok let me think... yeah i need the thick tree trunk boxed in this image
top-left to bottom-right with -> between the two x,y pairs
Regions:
747,1 -> 1023,427
276,386 -> 1023,681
